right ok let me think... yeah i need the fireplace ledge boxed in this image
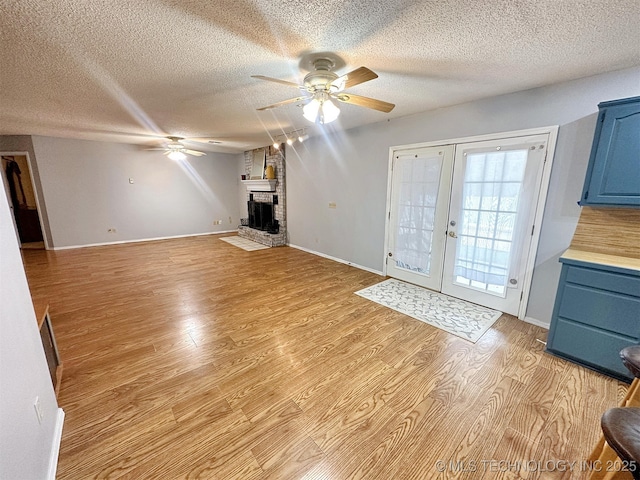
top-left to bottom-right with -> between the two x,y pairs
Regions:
242,179 -> 276,192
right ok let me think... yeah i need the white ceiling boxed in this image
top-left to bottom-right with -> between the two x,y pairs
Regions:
1,0 -> 639,153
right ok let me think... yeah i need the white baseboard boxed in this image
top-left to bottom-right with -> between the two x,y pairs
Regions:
47,408 -> 65,480
522,315 -> 550,330
51,230 -> 238,250
288,243 -> 384,276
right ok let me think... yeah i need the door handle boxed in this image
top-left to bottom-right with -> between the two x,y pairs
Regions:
448,231 -> 457,238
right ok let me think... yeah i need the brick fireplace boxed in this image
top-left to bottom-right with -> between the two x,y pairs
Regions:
238,144 -> 287,247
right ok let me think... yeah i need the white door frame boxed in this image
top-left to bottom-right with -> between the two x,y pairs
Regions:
384,126 -> 559,320
0,157 -> 21,247
0,150 -> 50,250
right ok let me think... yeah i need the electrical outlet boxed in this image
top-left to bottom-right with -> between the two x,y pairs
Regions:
107,228 -> 117,233
213,220 -> 222,225
228,216 -> 232,224
328,202 -> 337,209
128,178 -> 134,184
34,396 -> 43,424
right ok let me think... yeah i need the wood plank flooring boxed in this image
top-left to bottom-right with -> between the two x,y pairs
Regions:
21,234 -> 628,479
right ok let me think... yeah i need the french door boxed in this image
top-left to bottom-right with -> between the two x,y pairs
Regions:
386,146 -> 454,291
387,132 -> 550,316
441,135 -> 548,314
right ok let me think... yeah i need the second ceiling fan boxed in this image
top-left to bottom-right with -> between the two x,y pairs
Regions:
252,56 -> 395,124
146,136 -> 207,160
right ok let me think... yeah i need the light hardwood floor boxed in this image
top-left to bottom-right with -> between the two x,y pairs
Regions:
22,235 -> 627,479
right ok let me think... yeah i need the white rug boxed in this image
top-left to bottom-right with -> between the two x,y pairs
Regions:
355,278 -> 502,342
219,236 -> 269,251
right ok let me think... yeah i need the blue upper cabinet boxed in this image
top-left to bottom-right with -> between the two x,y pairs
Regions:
581,96 -> 640,207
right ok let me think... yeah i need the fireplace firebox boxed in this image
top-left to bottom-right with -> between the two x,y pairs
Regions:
247,201 -> 279,233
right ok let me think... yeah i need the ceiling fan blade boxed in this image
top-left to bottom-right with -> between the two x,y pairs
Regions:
256,96 -> 309,111
184,149 -> 206,156
334,93 -> 395,113
186,138 -> 222,146
332,67 -> 378,90
145,147 -> 167,151
251,75 -> 304,89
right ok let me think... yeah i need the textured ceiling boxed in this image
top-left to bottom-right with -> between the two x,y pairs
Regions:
1,0 -> 639,153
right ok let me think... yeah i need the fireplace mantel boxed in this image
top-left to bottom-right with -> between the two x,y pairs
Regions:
242,179 -> 276,192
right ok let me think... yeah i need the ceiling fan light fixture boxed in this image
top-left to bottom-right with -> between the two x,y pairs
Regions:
319,98 -> 340,124
168,150 -> 187,161
303,98 -> 321,123
303,93 -> 340,124
146,137 -> 206,158
253,59 -> 393,122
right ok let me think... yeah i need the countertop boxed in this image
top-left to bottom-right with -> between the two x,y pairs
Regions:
561,248 -> 640,273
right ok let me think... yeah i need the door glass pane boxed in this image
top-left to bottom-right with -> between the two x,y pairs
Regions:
453,149 -> 528,296
394,154 -> 443,275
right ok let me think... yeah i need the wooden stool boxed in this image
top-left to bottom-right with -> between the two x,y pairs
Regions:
588,346 -> 640,479
601,408 -> 640,480
622,347 -> 640,384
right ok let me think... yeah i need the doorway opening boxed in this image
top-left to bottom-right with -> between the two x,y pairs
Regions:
1,152 -> 46,250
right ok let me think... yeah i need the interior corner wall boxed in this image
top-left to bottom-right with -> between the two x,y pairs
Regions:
29,136 -> 242,248
237,151 -> 249,219
0,178 -> 60,480
0,135 -> 54,247
286,66 -> 640,326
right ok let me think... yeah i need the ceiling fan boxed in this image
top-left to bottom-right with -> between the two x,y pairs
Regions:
145,136 -> 207,160
252,56 -> 395,124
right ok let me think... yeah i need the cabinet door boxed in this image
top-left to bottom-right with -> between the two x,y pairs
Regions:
546,262 -> 640,382
581,99 -> 640,207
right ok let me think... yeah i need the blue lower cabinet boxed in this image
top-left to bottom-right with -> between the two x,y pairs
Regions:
546,258 -> 640,382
